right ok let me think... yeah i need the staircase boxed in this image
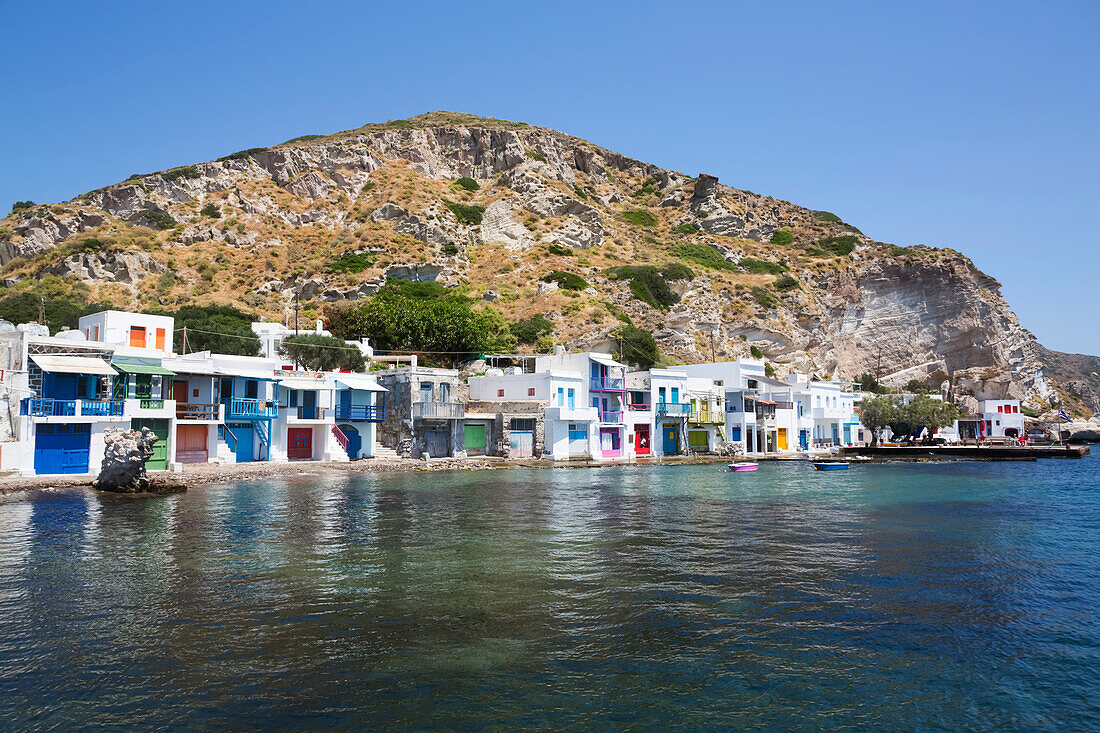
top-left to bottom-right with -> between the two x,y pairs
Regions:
371,445 -> 401,460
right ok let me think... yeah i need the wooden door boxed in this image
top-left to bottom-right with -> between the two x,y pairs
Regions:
176,425 -> 208,464
288,427 -> 313,459
173,381 -> 188,403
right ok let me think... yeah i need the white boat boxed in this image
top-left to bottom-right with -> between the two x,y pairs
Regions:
728,462 -> 759,472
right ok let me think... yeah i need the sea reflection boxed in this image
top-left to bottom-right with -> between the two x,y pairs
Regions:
0,457 -> 1097,730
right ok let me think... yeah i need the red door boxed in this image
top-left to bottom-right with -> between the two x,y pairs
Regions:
288,428 -> 313,460
634,426 -> 651,455
173,381 -> 188,403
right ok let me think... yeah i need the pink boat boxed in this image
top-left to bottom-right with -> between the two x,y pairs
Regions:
728,462 -> 759,472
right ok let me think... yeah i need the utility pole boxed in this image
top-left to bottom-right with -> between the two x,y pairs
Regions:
38,296 -> 44,324
293,289 -> 301,370
710,328 -> 716,363
182,327 -> 188,355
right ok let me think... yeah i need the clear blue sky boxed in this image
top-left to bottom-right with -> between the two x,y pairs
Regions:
1,1 -> 1097,354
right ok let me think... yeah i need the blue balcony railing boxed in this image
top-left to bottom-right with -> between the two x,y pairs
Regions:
22,398 -> 76,417
81,400 -> 125,417
656,402 -> 693,417
335,404 -> 385,422
589,377 -> 625,391
226,398 -> 278,419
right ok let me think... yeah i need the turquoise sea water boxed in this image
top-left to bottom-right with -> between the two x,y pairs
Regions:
0,456 -> 1098,730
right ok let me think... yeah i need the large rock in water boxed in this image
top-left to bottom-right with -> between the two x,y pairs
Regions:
95,427 -> 182,493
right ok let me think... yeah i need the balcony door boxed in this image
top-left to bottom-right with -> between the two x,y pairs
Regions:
173,381 -> 188,404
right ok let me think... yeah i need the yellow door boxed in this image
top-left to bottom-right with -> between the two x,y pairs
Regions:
778,428 -> 788,451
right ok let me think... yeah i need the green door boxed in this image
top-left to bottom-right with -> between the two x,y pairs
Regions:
464,424 -> 487,455
689,429 -> 709,450
131,418 -> 169,470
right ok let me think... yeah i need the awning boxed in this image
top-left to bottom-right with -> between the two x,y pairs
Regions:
217,368 -> 279,380
31,354 -> 116,376
335,375 -> 387,392
589,353 -> 624,368
753,398 -> 777,405
112,361 -> 176,376
164,359 -> 218,375
278,377 -> 330,390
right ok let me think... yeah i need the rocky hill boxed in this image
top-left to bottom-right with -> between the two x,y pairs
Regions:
0,111 -> 1081,411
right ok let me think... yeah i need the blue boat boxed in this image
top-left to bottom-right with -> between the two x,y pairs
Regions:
813,461 -> 849,471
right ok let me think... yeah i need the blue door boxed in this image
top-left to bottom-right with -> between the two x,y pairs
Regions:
662,424 -> 678,454
800,430 -> 809,450
227,423 -> 254,462
729,426 -> 742,442
339,424 -> 361,459
34,424 -> 91,475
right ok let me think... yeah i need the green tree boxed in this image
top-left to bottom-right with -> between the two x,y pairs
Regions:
858,372 -> 889,394
859,394 -> 903,447
161,305 -> 260,356
904,395 -> 960,444
615,325 -> 658,369
903,378 -> 937,394
278,334 -> 365,371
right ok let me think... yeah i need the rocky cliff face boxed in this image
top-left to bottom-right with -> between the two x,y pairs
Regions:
0,111 -> 1076,408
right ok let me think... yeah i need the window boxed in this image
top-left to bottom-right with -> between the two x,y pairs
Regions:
245,380 -> 258,399
155,328 -> 166,350
510,418 -> 536,432
658,386 -> 666,403
440,383 -> 450,403
192,388 -> 199,398
997,405 -> 1004,413
557,387 -> 564,407
129,326 -> 146,348
93,325 -> 99,341
498,389 -> 505,398
419,382 -> 433,402
528,387 -> 536,396
567,388 -> 575,410
671,387 -> 679,403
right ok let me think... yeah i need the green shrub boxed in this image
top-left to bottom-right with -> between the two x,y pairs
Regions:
634,176 -> 659,198
774,275 -> 800,291
884,243 -> 908,257
615,325 -> 659,369
547,244 -> 575,257
526,148 -> 547,162
453,176 -> 480,192
660,262 -> 694,281
623,209 -> 658,227
443,199 -> 485,225
385,119 -> 413,129
749,345 -> 764,359
442,244 -> 459,256
200,203 -> 220,218
361,181 -> 375,193
769,228 -> 794,246
750,286 -> 778,309
217,147 -> 267,162
670,243 -> 736,271
606,265 -> 679,310
812,210 -> 842,223
603,301 -> 633,325
804,247 -> 827,257
740,257 -> 788,275
139,209 -> 176,230
672,222 -> 700,235
329,252 -> 375,273
283,134 -> 325,144
541,270 -> 588,291
511,314 -> 554,344
163,165 -> 200,181
765,362 -> 776,378
10,201 -> 35,214
156,272 -> 176,294
820,235 -> 858,256
572,184 -> 587,199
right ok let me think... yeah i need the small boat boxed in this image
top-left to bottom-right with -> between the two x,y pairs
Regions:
812,461 -> 849,471
728,462 -> 759,472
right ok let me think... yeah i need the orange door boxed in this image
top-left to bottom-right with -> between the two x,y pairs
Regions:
129,326 -> 146,348
176,425 -> 208,464
155,328 -> 166,350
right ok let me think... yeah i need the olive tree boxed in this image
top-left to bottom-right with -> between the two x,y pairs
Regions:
859,394 -> 903,447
